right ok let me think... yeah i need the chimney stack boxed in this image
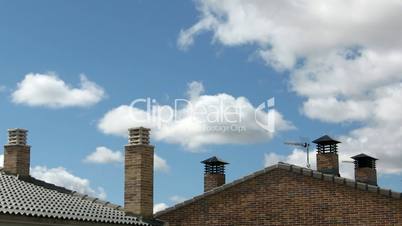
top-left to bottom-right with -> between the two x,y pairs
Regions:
351,154 -> 378,186
201,156 -> 228,192
313,135 -> 340,176
124,127 -> 154,218
4,129 -> 30,176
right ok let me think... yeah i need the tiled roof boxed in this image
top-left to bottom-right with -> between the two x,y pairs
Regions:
155,162 -> 402,216
0,170 -> 153,225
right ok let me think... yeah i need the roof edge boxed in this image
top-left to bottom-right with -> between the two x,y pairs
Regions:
155,162 -> 401,217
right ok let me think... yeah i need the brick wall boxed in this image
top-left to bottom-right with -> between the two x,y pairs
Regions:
317,152 -> 339,176
125,144 -> 154,218
4,145 -> 30,176
355,167 -> 377,185
204,173 -> 225,192
157,167 -> 402,226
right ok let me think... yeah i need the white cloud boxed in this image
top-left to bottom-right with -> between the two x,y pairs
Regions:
1,154 -> 106,199
264,149 -> 316,170
154,203 -> 168,213
183,1 -> 402,174
301,97 -> 371,123
154,154 -> 170,172
340,124 -> 402,175
12,73 -> 105,108
300,83 -> 402,174
31,166 -> 107,200
84,146 -> 123,164
170,195 -> 187,204
98,82 -> 294,150
181,0 -> 402,69
83,147 -> 170,173
153,195 -> 187,214
186,81 -> 205,99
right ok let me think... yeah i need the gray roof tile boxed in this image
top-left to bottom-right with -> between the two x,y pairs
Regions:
0,171 -> 152,225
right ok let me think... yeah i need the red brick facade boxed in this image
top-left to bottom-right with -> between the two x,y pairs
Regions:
316,152 -> 339,176
156,164 -> 402,226
204,173 -> 225,192
355,167 -> 377,186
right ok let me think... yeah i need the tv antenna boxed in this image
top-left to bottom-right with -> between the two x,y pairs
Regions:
284,139 -> 311,169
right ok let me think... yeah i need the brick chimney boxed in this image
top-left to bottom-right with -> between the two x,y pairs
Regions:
201,156 -> 228,192
3,129 -> 30,176
313,135 -> 340,176
124,127 -> 154,218
351,153 -> 378,186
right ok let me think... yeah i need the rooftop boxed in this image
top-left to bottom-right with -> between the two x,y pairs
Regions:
155,162 -> 401,217
0,169 -> 155,225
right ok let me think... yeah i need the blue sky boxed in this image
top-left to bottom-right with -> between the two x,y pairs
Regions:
1,0 -> 402,211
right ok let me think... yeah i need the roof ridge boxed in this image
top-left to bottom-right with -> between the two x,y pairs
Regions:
155,164 -> 280,216
277,162 -> 401,198
155,162 -> 401,217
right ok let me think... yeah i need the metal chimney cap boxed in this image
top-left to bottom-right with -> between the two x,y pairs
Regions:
201,156 -> 229,166
312,135 -> 340,145
128,127 -> 151,131
351,153 -> 378,160
8,128 -> 28,132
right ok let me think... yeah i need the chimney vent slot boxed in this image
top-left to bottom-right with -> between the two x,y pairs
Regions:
128,127 -> 150,145
8,129 -> 28,146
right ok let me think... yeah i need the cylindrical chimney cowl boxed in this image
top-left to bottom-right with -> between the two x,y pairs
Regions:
124,127 -> 154,218
351,153 -> 378,186
4,128 -> 31,176
201,156 -> 228,192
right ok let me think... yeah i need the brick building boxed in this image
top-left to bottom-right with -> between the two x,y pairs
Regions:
2,128 -> 401,225
0,128 -> 162,226
156,135 -> 402,226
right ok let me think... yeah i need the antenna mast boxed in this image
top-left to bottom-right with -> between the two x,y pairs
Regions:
284,141 -> 311,169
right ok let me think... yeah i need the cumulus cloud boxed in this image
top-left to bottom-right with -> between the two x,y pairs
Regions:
12,73 -> 105,108
31,166 -> 107,200
180,1 -> 402,68
98,81 -> 294,150
340,124 -> 402,175
83,147 -> 170,172
153,195 -> 187,213
0,156 -> 106,200
154,154 -> 170,172
183,0 -> 402,174
170,195 -> 187,204
186,81 -> 205,99
84,146 -> 123,164
154,203 -> 168,213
